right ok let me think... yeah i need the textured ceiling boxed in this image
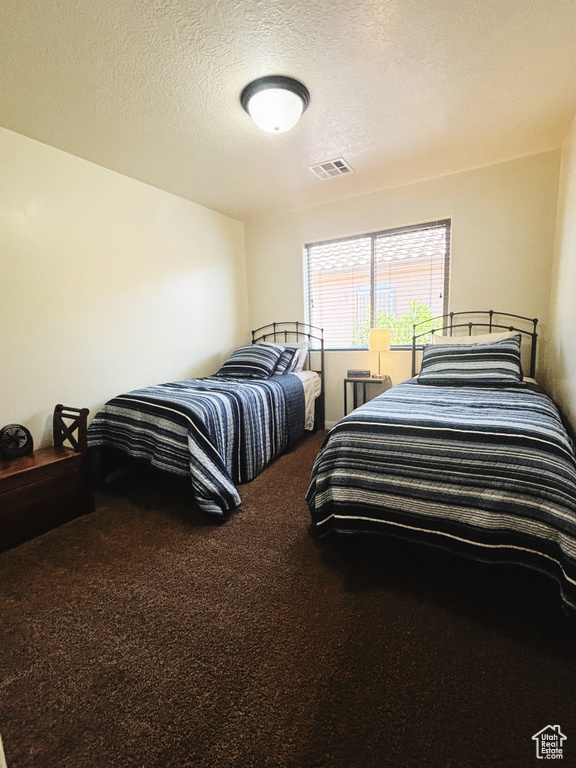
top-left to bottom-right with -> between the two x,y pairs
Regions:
1,0 -> 576,221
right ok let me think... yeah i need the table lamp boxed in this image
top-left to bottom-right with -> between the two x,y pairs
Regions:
369,328 -> 391,378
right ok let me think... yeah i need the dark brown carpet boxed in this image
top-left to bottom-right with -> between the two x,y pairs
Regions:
1,431 -> 576,768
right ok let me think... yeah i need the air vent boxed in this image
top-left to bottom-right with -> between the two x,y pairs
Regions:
308,157 -> 354,180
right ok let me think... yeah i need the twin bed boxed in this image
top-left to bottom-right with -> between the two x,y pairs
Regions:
88,322 -> 323,518
307,311 -> 576,612
88,311 -> 576,611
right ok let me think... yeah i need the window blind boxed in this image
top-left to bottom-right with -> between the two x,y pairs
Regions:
304,219 -> 450,348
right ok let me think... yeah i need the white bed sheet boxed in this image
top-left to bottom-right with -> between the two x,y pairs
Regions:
294,370 -> 321,430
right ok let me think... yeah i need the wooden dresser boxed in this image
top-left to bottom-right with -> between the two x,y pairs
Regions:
0,406 -> 94,552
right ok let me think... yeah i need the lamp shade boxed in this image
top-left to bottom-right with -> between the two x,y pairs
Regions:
369,328 -> 391,352
240,76 -> 310,133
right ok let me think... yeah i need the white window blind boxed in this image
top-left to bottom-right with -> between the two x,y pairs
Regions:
304,220 -> 450,347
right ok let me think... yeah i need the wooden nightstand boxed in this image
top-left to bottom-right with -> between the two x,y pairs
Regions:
0,406 -> 94,551
344,376 -> 392,416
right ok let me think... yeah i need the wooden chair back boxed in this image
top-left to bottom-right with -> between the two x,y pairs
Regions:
53,405 -> 89,454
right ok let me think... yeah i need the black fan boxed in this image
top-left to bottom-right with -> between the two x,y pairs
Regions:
0,423 -> 34,459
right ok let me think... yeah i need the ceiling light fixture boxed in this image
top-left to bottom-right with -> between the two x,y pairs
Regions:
240,75 -> 310,134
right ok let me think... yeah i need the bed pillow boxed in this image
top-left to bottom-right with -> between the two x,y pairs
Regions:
288,341 -> 311,373
215,343 -> 284,379
418,335 -> 523,386
431,330 -> 520,345
272,347 -> 300,375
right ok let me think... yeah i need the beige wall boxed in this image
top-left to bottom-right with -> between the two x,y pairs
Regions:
548,113 -> 576,427
245,151 -> 560,426
0,127 -> 248,447
0,127 -> 564,442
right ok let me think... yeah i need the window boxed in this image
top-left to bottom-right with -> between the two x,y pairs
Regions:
304,219 -> 450,347
357,284 -> 396,321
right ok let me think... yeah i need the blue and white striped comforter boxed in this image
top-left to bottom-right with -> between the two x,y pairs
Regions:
88,374 -> 305,517
306,380 -> 576,609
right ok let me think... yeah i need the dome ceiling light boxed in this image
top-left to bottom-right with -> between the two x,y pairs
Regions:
240,75 -> 310,134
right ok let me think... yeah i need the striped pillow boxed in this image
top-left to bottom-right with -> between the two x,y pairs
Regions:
215,343 -> 284,379
418,335 -> 523,386
273,347 -> 300,375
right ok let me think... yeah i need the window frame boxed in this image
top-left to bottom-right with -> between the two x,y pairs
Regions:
304,219 -> 451,349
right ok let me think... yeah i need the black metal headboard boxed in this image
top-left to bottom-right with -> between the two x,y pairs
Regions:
411,310 -> 539,378
251,321 -> 325,429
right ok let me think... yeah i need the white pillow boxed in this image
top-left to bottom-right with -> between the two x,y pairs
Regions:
288,341 -> 311,373
431,330 -> 520,345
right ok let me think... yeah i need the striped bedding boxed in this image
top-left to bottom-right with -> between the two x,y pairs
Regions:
418,335 -> 523,385
88,374 -> 305,517
306,380 -> 576,609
